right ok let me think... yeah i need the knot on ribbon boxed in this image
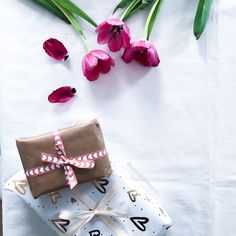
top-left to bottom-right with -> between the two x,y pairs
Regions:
59,190 -> 130,236
25,131 -> 108,189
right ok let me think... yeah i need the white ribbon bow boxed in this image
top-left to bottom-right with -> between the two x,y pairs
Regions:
59,185 -> 130,236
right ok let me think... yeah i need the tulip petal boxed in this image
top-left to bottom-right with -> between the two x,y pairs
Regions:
147,44 -> 160,67
108,34 -> 123,52
82,53 -> 98,71
83,67 -> 100,81
95,21 -> 109,32
97,27 -> 112,44
106,18 -> 123,26
132,40 -> 150,50
135,51 -> 149,66
48,86 -> 76,103
122,47 -> 135,63
90,50 -> 110,60
99,57 -> 114,74
121,25 -> 131,49
43,38 -> 68,61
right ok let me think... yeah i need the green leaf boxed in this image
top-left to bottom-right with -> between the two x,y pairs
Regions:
194,0 -> 213,39
31,0 -> 70,23
126,0 -> 155,17
139,0 -> 155,9
143,0 -> 163,40
120,0 -> 155,21
51,0 -> 85,38
120,0 -> 140,21
113,0 -> 133,14
52,0 -> 97,27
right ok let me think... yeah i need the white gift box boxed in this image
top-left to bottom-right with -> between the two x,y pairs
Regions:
5,162 -> 172,236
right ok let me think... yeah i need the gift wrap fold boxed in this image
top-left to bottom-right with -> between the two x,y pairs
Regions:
5,162 -> 172,236
16,120 -> 112,198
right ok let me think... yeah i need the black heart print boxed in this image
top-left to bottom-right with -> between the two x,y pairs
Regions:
51,218 -> 70,233
93,178 -> 109,194
127,190 -> 138,202
89,229 -> 101,236
130,217 -> 149,231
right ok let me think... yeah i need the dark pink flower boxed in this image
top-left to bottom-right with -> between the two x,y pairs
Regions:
82,49 -> 114,81
43,38 -> 69,61
122,40 -> 160,67
48,86 -> 76,103
96,18 -> 131,52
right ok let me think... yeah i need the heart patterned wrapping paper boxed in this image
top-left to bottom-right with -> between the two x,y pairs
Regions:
5,161 -> 172,236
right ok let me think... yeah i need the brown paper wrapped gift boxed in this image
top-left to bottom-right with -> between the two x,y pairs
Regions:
16,120 -> 112,198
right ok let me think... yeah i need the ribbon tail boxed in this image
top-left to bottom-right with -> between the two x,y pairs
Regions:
64,165 -> 78,189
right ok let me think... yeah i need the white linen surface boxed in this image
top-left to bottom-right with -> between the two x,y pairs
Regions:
0,0 -> 236,235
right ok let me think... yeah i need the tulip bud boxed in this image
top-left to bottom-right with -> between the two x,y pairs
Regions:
82,49 -> 114,81
122,40 -> 160,67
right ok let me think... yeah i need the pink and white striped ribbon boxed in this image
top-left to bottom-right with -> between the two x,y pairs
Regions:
25,131 -> 108,189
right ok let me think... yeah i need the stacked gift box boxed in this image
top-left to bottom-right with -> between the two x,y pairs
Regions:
5,120 -> 172,236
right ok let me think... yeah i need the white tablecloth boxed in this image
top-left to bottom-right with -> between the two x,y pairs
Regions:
1,0 -> 236,235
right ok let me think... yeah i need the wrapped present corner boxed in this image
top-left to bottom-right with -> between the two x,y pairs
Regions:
16,120 -> 112,198
5,161 -> 172,236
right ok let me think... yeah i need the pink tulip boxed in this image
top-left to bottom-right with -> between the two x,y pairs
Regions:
82,49 -> 114,81
43,38 -> 69,61
122,40 -> 160,67
96,18 -> 131,52
48,86 -> 76,103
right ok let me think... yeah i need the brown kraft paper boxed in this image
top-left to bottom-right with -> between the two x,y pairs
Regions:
16,120 -> 112,198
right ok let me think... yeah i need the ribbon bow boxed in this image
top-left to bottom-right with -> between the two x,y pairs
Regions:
25,131 -> 108,189
59,185 -> 130,236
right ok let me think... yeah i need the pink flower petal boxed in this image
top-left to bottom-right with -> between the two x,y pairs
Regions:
122,47 -> 135,63
121,25 -> 131,49
108,34 -> 123,52
135,51 -> 149,66
48,86 -> 76,103
97,27 -> 112,44
132,40 -> 150,49
106,18 -> 123,26
90,50 -> 110,60
99,57 -> 114,74
83,67 -> 100,81
95,21 -> 109,33
82,53 -> 98,71
146,44 -> 160,67
43,38 -> 68,61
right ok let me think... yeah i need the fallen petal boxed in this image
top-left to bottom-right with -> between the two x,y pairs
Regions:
43,38 -> 68,61
48,86 -> 76,103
